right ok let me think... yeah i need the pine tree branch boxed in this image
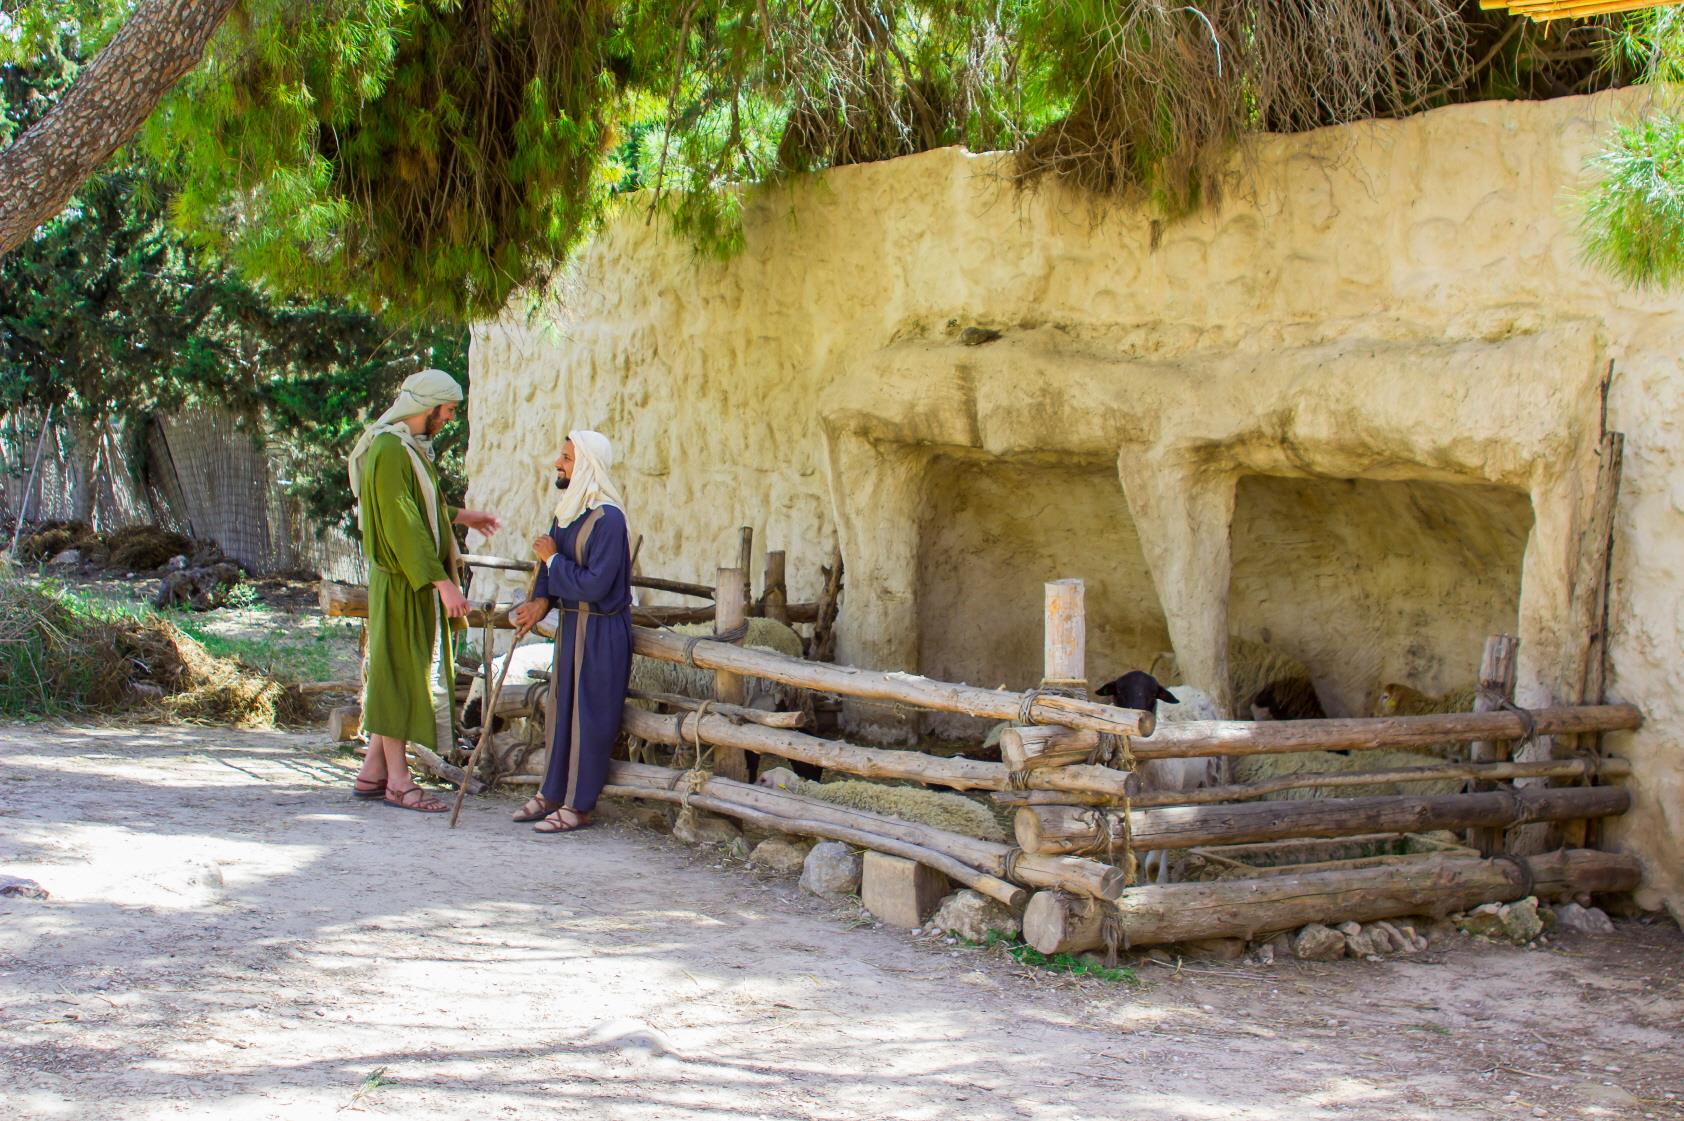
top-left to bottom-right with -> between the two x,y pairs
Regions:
0,0 -> 238,258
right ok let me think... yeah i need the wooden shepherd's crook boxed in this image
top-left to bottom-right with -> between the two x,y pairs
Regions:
450,559 -> 542,828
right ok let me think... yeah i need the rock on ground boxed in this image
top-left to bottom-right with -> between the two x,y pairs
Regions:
672,809 -> 742,846
749,836 -> 813,875
928,889 -> 1020,943
1553,902 -> 1615,935
1292,923 -> 1347,961
800,841 -> 862,897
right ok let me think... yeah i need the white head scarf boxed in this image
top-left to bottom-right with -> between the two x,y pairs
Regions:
553,429 -> 626,530
347,368 -> 465,547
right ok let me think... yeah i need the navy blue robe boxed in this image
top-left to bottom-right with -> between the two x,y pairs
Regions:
538,504 -> 633,813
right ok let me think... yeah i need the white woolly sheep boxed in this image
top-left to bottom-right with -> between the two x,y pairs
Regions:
1371,682 -> 1478,760
1131,684 -> 1224,884
757,766 -> 1006,841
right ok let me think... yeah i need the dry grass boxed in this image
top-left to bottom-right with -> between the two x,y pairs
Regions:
0,575 -> 309,727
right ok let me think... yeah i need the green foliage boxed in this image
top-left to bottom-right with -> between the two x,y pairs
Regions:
146,0 -> 621,321
1579,108 -> 1684,290
979,930 -> 1138,984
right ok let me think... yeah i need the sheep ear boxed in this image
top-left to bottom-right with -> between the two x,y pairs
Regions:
1094,681 -> 1115,698
1156,685 -> 1180,704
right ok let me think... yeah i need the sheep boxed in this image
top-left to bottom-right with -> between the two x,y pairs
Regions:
1233,748 -> 1466,800
1375,682 -> 1478,717
1098,681 -> 1224,884
1230,638 -> 1325,721
756,766 -> 1006,841
1372,682 -> 1479,760
1152,638 -> 1326,720
632,618 -> 805,709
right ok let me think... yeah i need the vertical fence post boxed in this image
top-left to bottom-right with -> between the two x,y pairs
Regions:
712,566 -> 752,782
1469,633 -> 1519,856
1044,579 -> 1086,695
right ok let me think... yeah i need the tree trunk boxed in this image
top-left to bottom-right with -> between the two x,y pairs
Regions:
0,0 -> 240,257
65,413 -> 99,525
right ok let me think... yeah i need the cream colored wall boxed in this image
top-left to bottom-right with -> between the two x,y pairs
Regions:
467,88 -> 1684,915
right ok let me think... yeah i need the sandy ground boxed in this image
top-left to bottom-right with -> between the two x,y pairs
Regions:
1,724 -> 1680,1121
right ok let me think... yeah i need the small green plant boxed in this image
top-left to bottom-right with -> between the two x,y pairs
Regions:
221,583 -> 261,611
1578,107 -> 1684,290
979,930 -> 1138,984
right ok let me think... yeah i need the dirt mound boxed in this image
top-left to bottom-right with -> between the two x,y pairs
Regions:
0,578 -> 308,727
107,526 -> 194,571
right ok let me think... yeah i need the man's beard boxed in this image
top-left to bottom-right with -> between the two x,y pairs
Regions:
554,474 -> 570,490
424,408 -> 448,437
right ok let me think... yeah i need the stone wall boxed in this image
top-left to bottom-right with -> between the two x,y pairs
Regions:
466,88 -> 1684,916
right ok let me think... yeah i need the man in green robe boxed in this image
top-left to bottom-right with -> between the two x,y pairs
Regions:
345,369 -> 503,812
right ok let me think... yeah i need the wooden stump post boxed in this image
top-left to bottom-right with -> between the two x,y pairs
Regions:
738,527 -> 754,609
1043,578 -> 1086,693
329,704 -> 362,741
762,550 -> 788,625
1468,634 -> 1519,855
712,566 -> 752,782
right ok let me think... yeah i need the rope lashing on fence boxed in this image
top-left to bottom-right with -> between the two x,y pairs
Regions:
678,619 -> 751,666
1001,845 -> 1026,883
1494,852 -> 1537,899
1478,687 -> 1540,751
1098,899 -> 1125,968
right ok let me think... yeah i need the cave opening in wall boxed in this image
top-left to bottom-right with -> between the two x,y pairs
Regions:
915,451 -> 1171,740
1228,474 -> 1535,718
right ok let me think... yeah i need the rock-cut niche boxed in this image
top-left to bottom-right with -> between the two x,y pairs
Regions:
1228,475 -> 1535,718
915,451 -> 1172,739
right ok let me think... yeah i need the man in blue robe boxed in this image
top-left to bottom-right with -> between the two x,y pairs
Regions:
509,430 -> 633,834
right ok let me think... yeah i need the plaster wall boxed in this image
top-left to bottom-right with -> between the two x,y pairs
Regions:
467,87 -> 1684,914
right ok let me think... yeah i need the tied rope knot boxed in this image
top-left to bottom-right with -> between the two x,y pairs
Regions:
1477,687 -> 1539,750
680,619 -> 752,667
1493,852 -> 1537,899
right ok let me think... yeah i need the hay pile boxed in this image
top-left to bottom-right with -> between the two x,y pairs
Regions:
0,577 -> 306,727
107,526 -> 194,571
16,521 -> 102,563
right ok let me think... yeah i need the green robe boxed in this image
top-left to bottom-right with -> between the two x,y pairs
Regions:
358,432 -> 456,750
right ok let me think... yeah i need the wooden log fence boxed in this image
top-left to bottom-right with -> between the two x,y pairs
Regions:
605,761 -> 1125,899
620,704 -> 1133,798
1021,848 -> 1642,954
324,552 -> 1645,942
1013,783 -> 1630,856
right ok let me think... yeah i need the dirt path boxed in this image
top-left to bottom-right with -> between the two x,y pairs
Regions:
1,724 -> 1679,1121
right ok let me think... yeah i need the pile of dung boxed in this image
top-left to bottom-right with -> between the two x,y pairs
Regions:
16,521 -> 101,563
106,525 -> 194,571
0,577 -> 307,727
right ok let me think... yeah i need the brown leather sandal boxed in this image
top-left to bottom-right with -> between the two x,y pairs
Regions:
533,807 -> 593,835
384,786 -> 448,813
512,795 -> 559,823
352,778 -> 386,800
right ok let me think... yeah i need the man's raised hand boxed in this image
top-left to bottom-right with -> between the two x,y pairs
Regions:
455,509 -> 503,534
532,534 -> 557,562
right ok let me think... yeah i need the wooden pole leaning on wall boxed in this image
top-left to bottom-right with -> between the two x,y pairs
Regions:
1468,634 -> 1520,855
738,527 -> 754,608
710,565 -> 753,782
1020,848 -> 1642,954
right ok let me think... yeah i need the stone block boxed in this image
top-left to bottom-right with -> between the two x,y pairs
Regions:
861,851 -> 949,929
750,836 -> 813,875
1553,901 -> 1615,936
1292,923 -> 1347,961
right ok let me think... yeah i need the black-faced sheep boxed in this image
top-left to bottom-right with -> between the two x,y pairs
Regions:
1099,679 -> 1224,884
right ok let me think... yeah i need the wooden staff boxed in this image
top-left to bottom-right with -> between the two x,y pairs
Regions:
450,560 -> 542,827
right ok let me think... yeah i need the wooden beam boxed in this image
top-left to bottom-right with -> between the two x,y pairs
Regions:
710,566 -> 752,782
1014,784 -> 1630,855
1133,704 -> 1641,758
1124,755 -> 1630,808
1021,848 -> 1642,954
630,626 -> 1155,738
605,760 -> 1122,899
620,703 -> 1133,798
